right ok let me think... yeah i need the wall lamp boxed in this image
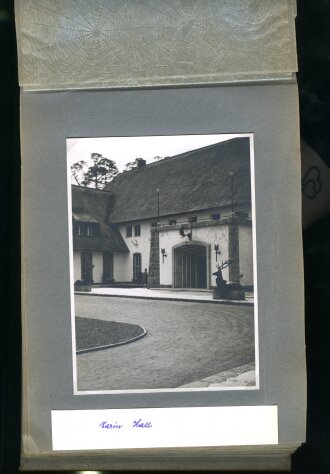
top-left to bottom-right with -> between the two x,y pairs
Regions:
214,244 -> 221,262
161,248 -> 167,263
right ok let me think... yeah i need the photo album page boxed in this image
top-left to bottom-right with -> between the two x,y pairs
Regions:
17,0 -> 305,471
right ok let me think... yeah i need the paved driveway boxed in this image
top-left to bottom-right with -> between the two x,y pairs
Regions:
75,295 -> 255,391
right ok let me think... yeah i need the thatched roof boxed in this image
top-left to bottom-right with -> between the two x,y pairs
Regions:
106,137 -> 251,223
72,186 -> 129,252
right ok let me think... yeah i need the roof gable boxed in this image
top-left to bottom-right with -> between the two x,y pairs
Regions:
71,186 -> 128,253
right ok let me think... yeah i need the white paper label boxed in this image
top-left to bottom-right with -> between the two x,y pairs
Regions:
52,406 -> 278,450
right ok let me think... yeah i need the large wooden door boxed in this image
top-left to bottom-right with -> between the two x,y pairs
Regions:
174,244 -> 208,289
196,255 -> 207,288
133,253 -> 142,282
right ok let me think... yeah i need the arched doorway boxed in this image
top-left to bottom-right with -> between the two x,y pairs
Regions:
173,243 -> 210,289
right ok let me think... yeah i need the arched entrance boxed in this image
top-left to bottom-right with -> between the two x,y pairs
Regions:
173,243 -> 210,289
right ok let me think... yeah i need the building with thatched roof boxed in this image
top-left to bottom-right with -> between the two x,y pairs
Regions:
71,137 -> 254,290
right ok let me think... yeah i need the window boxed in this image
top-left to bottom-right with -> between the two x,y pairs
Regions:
134,224 -> 141,236
211,213 -> 220,220
169,219 -> 176,226
126,225 -> 132,237
86,224 -> 93,236
189,216 -> 197,223
74,221 -> 99,237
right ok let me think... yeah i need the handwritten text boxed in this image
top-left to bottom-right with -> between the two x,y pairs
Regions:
99,418 -> 153,431
132,418 -> 152,428
99,421 -> 123,430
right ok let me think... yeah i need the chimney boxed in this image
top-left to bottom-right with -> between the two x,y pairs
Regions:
136,158 -> 146,168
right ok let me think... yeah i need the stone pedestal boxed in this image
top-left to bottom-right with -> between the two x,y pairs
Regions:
213,283 -> 245,301
227,288 -> 245,300
213,288 -> 225,300
228,220 -> 240,283
148,228 -> 160,288
74,281 -> 91,292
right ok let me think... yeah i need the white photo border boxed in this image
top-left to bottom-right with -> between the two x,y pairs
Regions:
66,133 -> 259,395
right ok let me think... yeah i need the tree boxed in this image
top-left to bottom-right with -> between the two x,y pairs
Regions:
71,160 -> 87,186
71,153 -> 118,189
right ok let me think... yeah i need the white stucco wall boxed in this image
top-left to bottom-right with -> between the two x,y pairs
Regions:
73,251 -> 81,282
238,224 -> 254,287
73,250 -> 103,283
114,208 -> 252,287
116,211 -> 233,279
118,221 -> 151,281
92,252 -> 103,283
159,223 -> 230,287
113,253 -> 131,281
156,207 -> 233,227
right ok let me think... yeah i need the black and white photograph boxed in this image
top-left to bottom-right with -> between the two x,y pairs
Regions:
67,133 -> 258,393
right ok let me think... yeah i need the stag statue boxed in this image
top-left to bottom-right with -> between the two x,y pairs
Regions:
212,259 -> 245,300
212,259 -> 232,290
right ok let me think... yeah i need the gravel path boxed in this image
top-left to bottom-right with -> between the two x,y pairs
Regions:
75,295 -> 255,391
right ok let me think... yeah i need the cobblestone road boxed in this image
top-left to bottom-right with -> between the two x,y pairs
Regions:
75,295 -> 255,391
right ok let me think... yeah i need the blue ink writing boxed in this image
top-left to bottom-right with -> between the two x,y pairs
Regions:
99,421 -> 123,430
132,418 -> 152,428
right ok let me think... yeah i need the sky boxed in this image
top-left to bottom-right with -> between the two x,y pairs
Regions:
67,134 -> 241,180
